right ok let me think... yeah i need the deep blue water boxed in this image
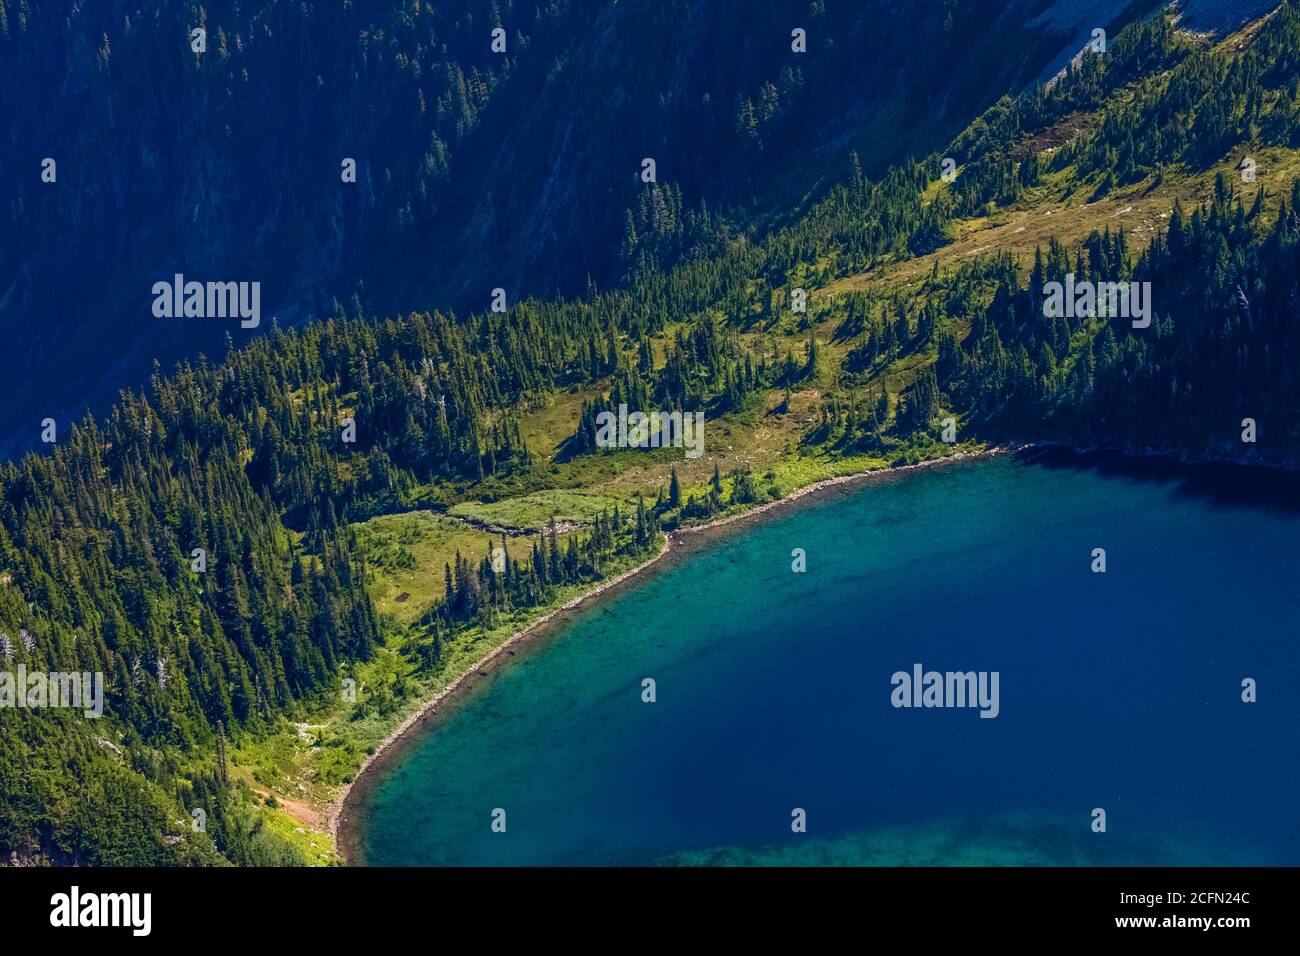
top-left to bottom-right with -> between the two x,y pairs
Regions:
354,452 -> 1300,865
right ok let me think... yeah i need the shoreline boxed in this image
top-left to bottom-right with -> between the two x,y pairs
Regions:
1026,438 -> 1300,472
328,442 -> 1014,863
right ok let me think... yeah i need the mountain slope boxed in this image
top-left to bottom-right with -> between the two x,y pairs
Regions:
0,0 -> 1200,456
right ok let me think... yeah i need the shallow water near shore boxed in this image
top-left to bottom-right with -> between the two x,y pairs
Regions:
351,451 -> 1300,866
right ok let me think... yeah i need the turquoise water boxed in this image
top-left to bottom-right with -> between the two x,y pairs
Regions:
354,452 -> 1300,866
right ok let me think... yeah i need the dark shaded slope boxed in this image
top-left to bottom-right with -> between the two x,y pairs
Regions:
0,0 -> 1168,456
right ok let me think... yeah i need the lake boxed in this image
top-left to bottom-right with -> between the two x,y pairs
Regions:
351,450 -> 1300,866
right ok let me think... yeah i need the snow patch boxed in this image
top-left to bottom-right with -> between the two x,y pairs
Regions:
1030,0 -> 1280,85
